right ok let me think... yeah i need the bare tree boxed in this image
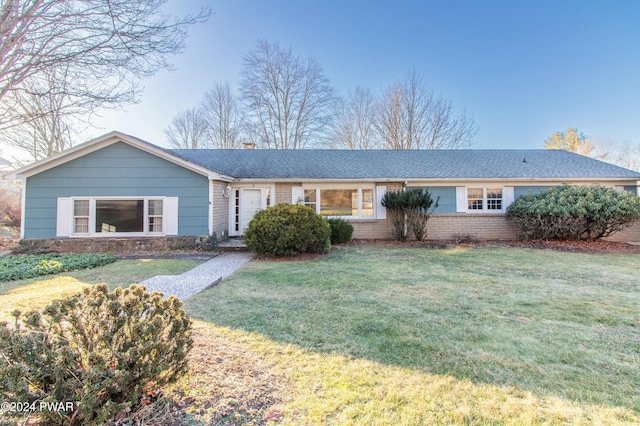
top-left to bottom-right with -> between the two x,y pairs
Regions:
333,86 -> 380,149
200,82 -> 244,149
0,182 -> 20,230
240,40 -> 335,149
591,137 -> 640,171
164,107 -> 210,149
377,70 -> 477,150
0,0 -> 210,128
1,67 -> 77,162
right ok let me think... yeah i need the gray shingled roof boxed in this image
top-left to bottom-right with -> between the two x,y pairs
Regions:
167,149 -> 640,180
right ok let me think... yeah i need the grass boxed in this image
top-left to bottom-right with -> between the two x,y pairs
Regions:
184,246 -> 640,424
0,258 -> 200,321
1,246 -> 638,424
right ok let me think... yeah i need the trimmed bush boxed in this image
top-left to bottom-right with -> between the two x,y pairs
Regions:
0,284 -> 192,425
327,218 -> 354,244
506,184 -> 640,240
244,204 -> 331,256
381,188 -> 439,241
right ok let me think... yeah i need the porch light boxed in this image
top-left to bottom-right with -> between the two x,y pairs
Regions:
222,185 -> 232,198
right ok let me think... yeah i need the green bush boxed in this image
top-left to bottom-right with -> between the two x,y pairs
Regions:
381,188 -> 439,241
327,218 -> 354,244
0,253 -> 117,281
506,184 -> 640,240
244,204 -> 331,256
0,284 -> 192,425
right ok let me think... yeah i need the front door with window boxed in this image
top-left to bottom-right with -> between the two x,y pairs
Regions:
240,188 -> 263,234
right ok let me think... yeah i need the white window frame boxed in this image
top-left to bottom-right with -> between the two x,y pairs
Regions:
463,187 -> 506,213
301,185 -> 376,219
68,197 -> 170,237
73,199 -> 90,235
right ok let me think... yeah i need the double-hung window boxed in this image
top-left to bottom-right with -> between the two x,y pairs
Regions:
73,200 -> 90,234
466,188 -> 503,212
148,200 -> 164,233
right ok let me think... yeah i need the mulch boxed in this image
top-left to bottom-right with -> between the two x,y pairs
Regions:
2,237 -> 639,259
347,238 -> 640,254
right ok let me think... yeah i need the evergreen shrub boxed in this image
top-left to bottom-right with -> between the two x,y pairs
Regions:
506,184 -> 640,240
381,188 -> 439,241
327,218 -> 354,244
0,284 -> 192,425
0,253 -> 116,281
244,204 -> 331,256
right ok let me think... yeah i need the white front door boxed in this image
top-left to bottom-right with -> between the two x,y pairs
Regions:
240,188 -> 263,234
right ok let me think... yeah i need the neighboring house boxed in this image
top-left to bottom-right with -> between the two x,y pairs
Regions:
5,131 -> 640,242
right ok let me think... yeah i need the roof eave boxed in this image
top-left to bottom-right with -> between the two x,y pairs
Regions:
233,176 -> 640,183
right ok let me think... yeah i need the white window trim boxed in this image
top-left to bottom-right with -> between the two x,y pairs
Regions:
461,187 -> 510,214
67,196 -> 171,237
300,185 -> 377,220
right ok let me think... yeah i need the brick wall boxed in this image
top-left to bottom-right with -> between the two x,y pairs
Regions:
603,221 -> 640,242
425,215 -> 640,242
426,214 -> 518,240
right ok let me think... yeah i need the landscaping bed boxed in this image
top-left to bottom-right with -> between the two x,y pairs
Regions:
0,253 -> 117,281
347,238 -> 640,254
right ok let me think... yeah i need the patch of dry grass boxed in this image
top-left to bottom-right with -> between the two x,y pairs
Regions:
169,323 -> 290,425
174,322 -> 639,425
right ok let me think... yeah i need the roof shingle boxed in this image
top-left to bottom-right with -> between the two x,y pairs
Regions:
168,149 -> 640,180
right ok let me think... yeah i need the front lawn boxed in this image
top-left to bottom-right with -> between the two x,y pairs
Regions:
184,246 -> 640,424
1,246 -> 637,424
0,258 -> 200,321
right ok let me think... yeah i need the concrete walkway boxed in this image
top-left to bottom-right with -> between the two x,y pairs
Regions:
139,252 -> 253,300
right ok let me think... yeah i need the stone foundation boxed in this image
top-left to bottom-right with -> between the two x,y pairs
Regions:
14,236 -> 217,255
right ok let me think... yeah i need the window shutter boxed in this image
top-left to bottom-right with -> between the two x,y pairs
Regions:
291,187 -> 304,204
56,198 -> 72,237
503,186 -> 515,209
163,197 -> 179,235
455,187 -> 467,213
376,186 -> 387,219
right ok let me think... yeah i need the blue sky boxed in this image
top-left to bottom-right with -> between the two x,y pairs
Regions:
91,0 -> 640,150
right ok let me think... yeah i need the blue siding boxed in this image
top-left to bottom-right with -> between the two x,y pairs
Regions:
410,186 -> 457,213
24,142 -> 209,238
514,186 -> 552,199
